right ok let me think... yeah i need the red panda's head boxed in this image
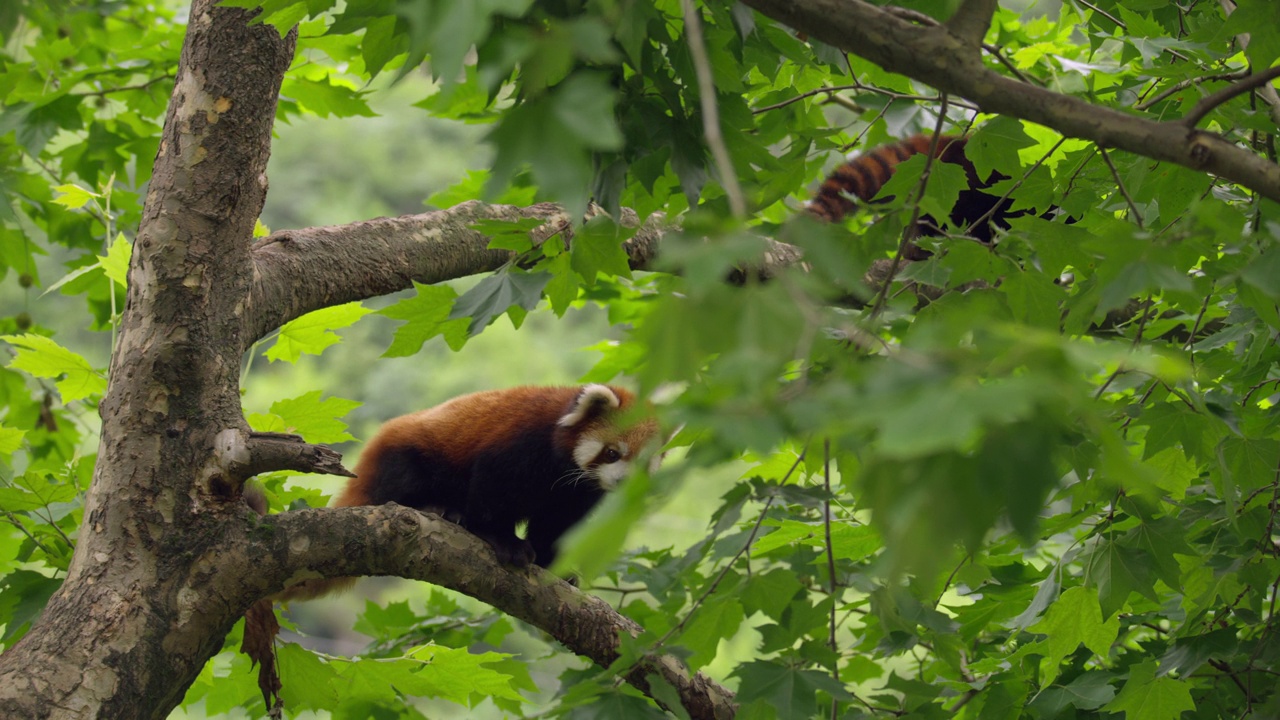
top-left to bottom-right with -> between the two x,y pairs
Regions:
556,384 -> 660,490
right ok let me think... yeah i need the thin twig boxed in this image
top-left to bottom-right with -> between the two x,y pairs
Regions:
934,554 -> 971,608
753,84 -> 863,114
648,450 -> 807,652
1,510 -> 58,559
1219,0 -> 1280,126
966,136 -> 1067,232
848,81 -> 981,112
823,94 -> 866,114
870,94 -> 951,319
1180,65 -> 1280,128
1074,0 -> 1190,62
1130,294 -> 1154,348
74,74 -> 174,98
1098,146 -> 1145,227
1073,0 -> 1125,30
1135,70 -> 1250,111
680,0 -> 747,218
839,103 -> 893,152
983,43 -> 1040,86
1242,378 -> 1280,407
1183,284 -> 1214,364
822,438 -> 838,720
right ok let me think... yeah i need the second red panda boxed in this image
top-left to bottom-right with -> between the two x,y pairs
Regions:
337,384 -> 656,570
808,133 -> 1019,256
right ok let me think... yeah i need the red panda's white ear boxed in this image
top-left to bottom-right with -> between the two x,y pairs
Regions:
558,384 -> 621,427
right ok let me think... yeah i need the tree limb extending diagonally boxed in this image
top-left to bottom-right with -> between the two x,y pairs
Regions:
740,0 -> 1280,202
248,505 -> 738,720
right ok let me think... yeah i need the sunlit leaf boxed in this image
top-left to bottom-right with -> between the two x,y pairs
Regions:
1,334 -> 106,403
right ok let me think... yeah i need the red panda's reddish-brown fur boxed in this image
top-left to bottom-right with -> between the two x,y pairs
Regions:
337,385 -> 652,509
270,384 -> 657,604
242,386 -> 659,710
808,133 -> 1017,254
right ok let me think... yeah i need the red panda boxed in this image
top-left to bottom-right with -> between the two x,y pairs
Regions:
242,385 -> 659,703
332,383 -> 658,571
808,133 -> 1018,256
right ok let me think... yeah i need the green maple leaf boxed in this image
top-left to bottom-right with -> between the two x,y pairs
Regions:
1102,662 -> 1195,720
51,183 -> 98,209
1085,539 -> 1160,618
0,424 -> 25,455
379,283 -> 469,357
247,391 -> 361,445
678,593 -> 745,670
1031,671 -> 1117,714
1029,586 -> 1119,684
732,660 -> 850,719
266,302 -> 371,363
1,334 -> 106,403
98,233 -> 131,288
570,215 -> 633,284
449,269 -> 550,335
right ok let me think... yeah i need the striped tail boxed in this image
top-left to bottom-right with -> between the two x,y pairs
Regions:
808,134 -> 971,223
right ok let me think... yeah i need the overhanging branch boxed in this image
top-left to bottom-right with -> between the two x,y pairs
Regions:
945,0 -> 998,48
245,201 -> 805,343
246,201 -> 663,344
242,505 -> 736,720
741,0 -> 1280,202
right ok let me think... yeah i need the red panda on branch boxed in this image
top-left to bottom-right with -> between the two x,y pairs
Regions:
270,384 -> 659,603
337,383 -> 658,569
243,385 -> 659,708
808,133 -> 1021,258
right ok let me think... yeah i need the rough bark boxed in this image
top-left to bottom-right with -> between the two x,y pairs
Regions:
244,505 -> 738,720
246,204 -> 803,341
0,1 -> 295,717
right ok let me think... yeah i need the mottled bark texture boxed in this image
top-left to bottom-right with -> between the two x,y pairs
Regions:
0,1 -> 295,717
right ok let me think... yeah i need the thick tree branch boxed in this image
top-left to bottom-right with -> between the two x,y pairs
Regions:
240,505 -> 736,720
1181,66 -> 1280,129
1219,0 -> 1280,128
945,0 -> 998,49
0,1 -> 298,715
246,202 -> 807,343
214,430 -> 354,486
741,0 -> 1280,202
246,202 -> 652,344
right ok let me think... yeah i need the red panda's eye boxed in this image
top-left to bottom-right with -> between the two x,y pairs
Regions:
602,448 -> 622,463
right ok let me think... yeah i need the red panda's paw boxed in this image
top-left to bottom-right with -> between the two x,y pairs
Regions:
477,533 -> 537,568
497,539 -> 537,568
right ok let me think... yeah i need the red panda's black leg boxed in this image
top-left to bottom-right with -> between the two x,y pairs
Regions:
420,504 -> 465,525
469,527 -> 536,567
462,459 -> 537,567
525,488 -> 604,569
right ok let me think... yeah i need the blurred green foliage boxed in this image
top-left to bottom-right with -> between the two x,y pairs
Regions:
3,0 -> 1280,718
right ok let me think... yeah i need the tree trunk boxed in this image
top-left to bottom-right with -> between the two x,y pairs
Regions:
0,1 -> 295,716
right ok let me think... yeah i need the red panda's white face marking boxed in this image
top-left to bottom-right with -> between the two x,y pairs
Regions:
558,386 -> 659,491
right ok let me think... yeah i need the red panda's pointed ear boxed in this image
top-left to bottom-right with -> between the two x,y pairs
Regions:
558,384 -> 621,428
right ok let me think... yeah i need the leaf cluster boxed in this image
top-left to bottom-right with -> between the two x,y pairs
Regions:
3,0 -> 1280,718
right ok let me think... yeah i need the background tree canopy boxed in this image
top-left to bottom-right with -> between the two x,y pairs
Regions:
1,0 -> 1279,718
